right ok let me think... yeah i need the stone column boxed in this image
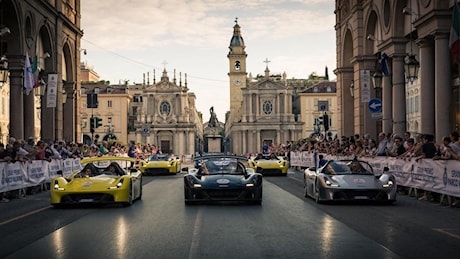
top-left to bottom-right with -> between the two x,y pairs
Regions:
9,57 -> 25,139
382,66 -> 392,134
392,55 -> 406,137
248,93 -> 253,122
434,33 -> 451,141
418,38 -> 435,135
63,81 -> 75,142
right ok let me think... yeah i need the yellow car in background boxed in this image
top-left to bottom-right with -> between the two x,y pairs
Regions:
248,153 -> 289,176
140,154 -> 181,175
50,156 -> 142,207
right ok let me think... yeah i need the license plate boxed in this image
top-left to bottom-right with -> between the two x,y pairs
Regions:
354,196 -> 368,200
80,199 -> 94,202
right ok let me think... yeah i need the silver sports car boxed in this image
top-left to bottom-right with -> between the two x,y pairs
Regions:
303,157 -> 396,204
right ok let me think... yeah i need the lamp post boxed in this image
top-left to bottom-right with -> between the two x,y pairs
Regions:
349,80 -> 354,97
403,6 -> 420,84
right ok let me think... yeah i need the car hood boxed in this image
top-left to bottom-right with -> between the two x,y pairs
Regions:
67,176 -> 123,190
330,174 -> 381,188
199,174 -> 247,188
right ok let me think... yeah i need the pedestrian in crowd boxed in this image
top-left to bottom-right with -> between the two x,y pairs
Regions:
399,138 -> 415,159
386,135 -> 406,157
375,132 -> 388,156
128,141 -> 136,158
403,131 -> 411,149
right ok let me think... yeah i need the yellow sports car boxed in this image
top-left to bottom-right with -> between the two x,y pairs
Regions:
248,153 -> 289,176
50,157 -> 142,207
139,154 -> 181,175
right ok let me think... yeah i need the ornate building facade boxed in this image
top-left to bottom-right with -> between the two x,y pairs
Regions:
335,0 -> 458,141
1,0 -> 83,143
130,69 -> 203,156
226,20 -> 303,154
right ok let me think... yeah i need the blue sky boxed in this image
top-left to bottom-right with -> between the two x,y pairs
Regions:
80,0 -> 336,121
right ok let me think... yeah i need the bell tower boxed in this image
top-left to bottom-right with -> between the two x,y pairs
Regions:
227,18 -> 247,123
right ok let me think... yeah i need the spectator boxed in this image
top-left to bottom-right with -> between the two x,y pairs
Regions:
0,143 -> 10,202
386,136 -> 406,157
375,132 -> 388,156
128,141 -> 136,158
55,141 -> 72,159
415,134 -> 437,161
403,131 -> 411,149
399,138 -> 415,159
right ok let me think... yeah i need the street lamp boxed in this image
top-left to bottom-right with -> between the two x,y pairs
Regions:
349,80 -> 354,97
35,70 -> 47,97
403,5 -> 420,84
404,54 -> 420,84
372,69 -> 383,89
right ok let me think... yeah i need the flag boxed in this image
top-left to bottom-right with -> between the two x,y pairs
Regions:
31,55 -> 39,88
380,52 -> 389,76
449,1 -> 460,64
23,52 -> 35,95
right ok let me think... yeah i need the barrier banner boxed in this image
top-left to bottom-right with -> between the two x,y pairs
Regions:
24,160 -> 47,187
48,159 -> 62,181
2,162 -> 26,192
62,159 -> 75,178
0,163 -> 6,192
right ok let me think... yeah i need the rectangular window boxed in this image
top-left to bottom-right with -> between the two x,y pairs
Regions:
108,100 -> 112,108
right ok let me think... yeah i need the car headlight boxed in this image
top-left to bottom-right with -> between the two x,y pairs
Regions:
109,178 -> 124,189
324,177 -> 340,187
193,183 -> 202,188
382,180 -> 394,188
246,183 -> 254,187
53,180 -> 65,191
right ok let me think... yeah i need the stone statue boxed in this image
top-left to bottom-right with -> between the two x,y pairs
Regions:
209,106 -> 218,127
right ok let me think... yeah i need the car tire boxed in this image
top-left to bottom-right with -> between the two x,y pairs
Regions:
315,181 -> 321,204
138,179 -> 143,200
303,176 -> 309,198
123,184 -> 133,207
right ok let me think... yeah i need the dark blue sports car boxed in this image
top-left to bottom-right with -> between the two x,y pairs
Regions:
183,155 -> 263,205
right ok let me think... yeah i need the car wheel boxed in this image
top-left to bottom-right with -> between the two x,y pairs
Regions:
138,178 -> 143,200
123,185 -> 133,207
315,181 -> 321,204
303,176 -> 309,197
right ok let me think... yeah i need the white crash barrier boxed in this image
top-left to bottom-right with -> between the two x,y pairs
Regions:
0,158 -> 82,193
290,151 -> 460,198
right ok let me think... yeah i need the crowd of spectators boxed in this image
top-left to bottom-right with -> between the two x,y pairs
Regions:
261,130 -> 460,207
0,136 -> 164,203
289,131 -> 460,162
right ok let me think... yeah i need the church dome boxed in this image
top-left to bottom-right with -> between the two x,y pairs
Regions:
229,20 -> 245,47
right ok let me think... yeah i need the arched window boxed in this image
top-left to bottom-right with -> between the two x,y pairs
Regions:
160,101 -> 171,115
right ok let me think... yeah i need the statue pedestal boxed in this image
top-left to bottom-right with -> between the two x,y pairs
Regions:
206,135 -> 222,153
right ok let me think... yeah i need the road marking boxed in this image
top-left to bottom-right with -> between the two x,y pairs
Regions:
188,208 -> 203,258
433,228 -> 460,240
0,206 -> 52,226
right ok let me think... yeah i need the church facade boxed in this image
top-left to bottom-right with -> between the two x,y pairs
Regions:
130,69 -> 203,156
225,20 -> 304,155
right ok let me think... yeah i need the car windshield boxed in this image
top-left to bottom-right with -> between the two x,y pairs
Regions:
325,160 -> 373,175
78,160 -> 128,177
149,154 -> 169,161
255,154 -> 278,160
199,159 -> 244,175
